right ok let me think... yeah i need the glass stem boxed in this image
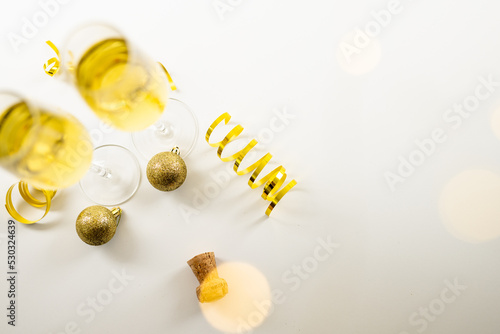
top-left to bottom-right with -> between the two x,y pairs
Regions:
155,121 -> 174,138
90,164 -> 112,179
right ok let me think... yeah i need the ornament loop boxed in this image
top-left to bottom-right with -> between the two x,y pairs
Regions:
111,207 -> 122,226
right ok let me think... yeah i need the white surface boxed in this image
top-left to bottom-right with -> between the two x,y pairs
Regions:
1,0 -> 500,333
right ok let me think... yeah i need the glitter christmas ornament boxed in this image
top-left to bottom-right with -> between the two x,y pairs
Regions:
76,206 -> 122,246
146,147 -> 187,191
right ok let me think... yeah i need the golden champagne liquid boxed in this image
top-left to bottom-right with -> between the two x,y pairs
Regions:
0,102 -> 93,190
76,38 -> 168,131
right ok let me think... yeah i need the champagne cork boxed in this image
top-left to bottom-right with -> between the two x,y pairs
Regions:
187,252 -> 228,303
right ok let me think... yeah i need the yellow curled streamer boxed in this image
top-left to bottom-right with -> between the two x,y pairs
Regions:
158,62 -> 178,91
43,41 -> 60,76
206,113 -> 297,216
5,182 -> 57,224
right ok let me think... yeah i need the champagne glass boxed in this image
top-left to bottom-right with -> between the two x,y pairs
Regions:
0,92 -> 141,206
57,23 -> 199,160
0,91 -> 92,190
132,97 -> 198,160
79,144 -> 140,206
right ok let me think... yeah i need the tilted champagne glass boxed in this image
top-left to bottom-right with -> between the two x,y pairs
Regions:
46,23 -> 198,203
0,91 -> 92,191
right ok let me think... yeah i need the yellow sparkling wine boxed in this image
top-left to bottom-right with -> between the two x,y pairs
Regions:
76,38 -> 168,131
0,102 -> 93,190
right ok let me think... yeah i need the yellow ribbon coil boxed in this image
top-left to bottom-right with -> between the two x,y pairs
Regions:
158,62 -> 178,91
43,41 -> 60,76
206,113 -> 297,216
5,182 -> 57,224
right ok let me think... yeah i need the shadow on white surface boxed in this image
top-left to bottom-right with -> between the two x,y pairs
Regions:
167,267 -> 202,323
200,262 -> 271,333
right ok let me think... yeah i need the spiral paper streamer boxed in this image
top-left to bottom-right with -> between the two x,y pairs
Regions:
206,113 -> 297,216
5,182 -> 57,224
43,41 -> 61,76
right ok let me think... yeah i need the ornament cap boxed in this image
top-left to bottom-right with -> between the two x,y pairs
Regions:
111,207 -> 122,226
171,146 -> 181,155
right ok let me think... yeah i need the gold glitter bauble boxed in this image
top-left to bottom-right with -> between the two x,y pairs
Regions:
76,206 -> 121,246
147,151 -> 187,191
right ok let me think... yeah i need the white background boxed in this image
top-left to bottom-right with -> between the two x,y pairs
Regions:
1,0 -> 500,333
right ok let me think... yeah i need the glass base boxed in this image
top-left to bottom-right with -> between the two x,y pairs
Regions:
132,98 -> 199,160
79,145 -> 141,206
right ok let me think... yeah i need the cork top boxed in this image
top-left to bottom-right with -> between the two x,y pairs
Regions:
187,252 -> 217,284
